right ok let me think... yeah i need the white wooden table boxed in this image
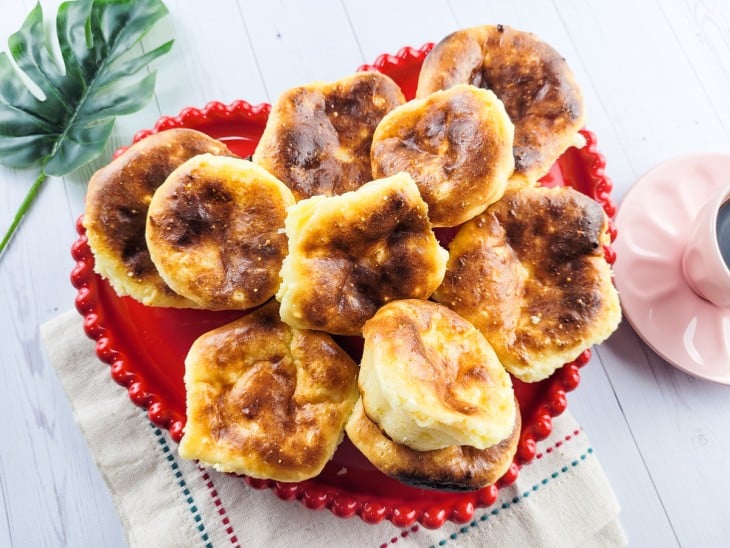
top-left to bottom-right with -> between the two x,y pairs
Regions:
1,1 -> 729,546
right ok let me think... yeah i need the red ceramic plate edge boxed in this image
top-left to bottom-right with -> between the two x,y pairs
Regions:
69,43 -> 617,529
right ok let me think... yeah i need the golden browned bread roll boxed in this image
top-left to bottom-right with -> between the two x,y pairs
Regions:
83,128 -> 236,307
346,397 -> 520,491
253,71 -> 405,200
277,173 -> 448,335
371,84 -> 515,227
358,299 -> 516,451
417,25 -> 586,186
146,155 -> 295,310
433,186 -> 621,382
179,301 -> 359,482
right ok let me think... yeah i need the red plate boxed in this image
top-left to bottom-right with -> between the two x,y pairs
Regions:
70,43 -> 616,529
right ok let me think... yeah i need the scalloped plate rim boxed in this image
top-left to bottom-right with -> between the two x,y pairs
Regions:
69,41 -> 616,528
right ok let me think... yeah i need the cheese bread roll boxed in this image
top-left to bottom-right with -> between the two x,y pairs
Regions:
433,187 -> 621,382
146,155 -> 295,310
253,71 -> 405,200
371,84 -> 514,227
358,299 -> 516,451
277,173 -> 448,335
83,128 -> 236,307
417,25 -> 586,186
346,397 -> 520,491
179,301 -> 359,482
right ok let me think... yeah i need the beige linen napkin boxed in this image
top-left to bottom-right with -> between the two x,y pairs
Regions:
41,310 -> 626,548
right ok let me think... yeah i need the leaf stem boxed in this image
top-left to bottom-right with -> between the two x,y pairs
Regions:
0,170 -> 48,259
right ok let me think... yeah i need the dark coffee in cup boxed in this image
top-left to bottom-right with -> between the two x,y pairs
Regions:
718,200 -> 730,268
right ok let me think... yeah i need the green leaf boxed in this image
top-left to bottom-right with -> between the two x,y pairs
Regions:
0,0 -> 173,259
0,0 -> 173,175
45,118 -> 114,176
8,4 -> 73,113
0,134 -> 56,169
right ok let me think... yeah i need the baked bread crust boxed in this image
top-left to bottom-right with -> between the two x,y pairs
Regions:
146,155 -> 295,310
417,25 -> 585,186
433,186 -> 621,382
253,71 -> 405,200
371,84 -> 514,227
179,301 -> 359,482
345,397 -> 520,492
83,128 -> 236,307
277,173 -> 448,335
358,299 -> 516,451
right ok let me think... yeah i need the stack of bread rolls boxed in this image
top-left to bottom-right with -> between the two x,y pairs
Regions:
83,25 -> 620,490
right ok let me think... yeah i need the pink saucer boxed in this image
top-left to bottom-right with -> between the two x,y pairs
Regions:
614,153 -> 730,384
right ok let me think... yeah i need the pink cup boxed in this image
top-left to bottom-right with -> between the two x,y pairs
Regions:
681,184 -> 730,308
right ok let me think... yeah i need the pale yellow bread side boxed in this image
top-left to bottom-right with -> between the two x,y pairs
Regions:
371,84 -> 515,227
433,186 -> 621,382
178,301 -> 359,482
146,154 -> 295,310
358,299 -> 516,451
83,128 -> 236,307
276,172 -> 448,335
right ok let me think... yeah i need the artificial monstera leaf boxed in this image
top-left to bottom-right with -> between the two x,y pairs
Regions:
0,0 -> 173,256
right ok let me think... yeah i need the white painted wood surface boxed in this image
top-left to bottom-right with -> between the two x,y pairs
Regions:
1,1 -> 729,546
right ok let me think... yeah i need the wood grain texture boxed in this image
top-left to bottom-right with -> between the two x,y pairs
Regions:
1,1 -> 729,546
